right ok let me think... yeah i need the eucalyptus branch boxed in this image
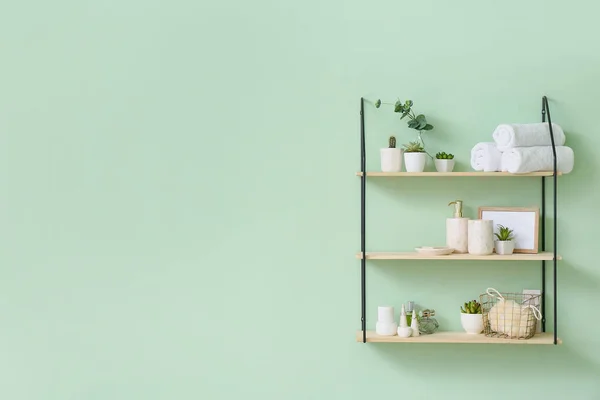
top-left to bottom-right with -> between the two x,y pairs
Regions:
374,97 -> 434,153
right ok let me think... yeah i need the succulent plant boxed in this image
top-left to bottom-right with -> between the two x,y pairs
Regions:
402,141 -> 425,153
461,300 -> 482,314
495,224 -> 515,241
435,151 -> 454,160
389,136 -> 396,148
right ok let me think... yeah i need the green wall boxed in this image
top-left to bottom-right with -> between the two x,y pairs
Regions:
1,0 -> 599,398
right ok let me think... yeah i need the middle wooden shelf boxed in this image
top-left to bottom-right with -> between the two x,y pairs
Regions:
356,251 -> 561,261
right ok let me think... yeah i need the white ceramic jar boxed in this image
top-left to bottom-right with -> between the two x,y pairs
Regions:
380,148 -> 402,172
468,219 -> 494,255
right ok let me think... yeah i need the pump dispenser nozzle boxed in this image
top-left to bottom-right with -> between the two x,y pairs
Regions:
448,200 -> 463,218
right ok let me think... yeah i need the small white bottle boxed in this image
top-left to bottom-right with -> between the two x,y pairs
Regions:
410,310 -> 420,337
397,304 -> 412,337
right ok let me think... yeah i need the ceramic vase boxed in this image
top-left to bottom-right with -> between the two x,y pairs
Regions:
468,219 -> 494,255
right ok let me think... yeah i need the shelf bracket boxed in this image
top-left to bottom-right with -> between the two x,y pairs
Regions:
360,97 -> 366,343
542,96 -> 558,345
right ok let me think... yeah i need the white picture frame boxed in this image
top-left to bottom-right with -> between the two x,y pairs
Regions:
478,207 -> 539,254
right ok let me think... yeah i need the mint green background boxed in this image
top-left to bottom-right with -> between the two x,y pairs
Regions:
1,1 -> 598,399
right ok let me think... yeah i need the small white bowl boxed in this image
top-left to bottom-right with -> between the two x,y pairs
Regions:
397,326 -> 413,338
376,321 -> 398,336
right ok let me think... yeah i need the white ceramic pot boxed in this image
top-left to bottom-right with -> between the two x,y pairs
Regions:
376,321 -> 398,336
460,313 -> 483,334
397,326 -> 412,338
435,159 -> 455,172
380,148 -> 402,172
495,240 -> 515,255
404,152 -> 427,172
468,219 -> 494,255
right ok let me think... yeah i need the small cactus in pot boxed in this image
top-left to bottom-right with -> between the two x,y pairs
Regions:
380,135 -> 402,172
389,136 -> 396,148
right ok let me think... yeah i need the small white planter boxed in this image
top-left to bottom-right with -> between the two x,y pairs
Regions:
460,313 -> 483,334
435,159 -> 455,172
404,152 -> 427,172
380,148 -> 402,172
376,321 -> 398,336
495,240 -> 515,255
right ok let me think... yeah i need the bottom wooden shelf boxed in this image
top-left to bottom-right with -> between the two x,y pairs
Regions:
356,330 -> 562,345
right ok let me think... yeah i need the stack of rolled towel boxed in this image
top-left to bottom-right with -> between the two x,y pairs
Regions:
470,122 -> 574,174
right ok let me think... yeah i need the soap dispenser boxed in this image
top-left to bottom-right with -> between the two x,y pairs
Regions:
447,200 -> 469,253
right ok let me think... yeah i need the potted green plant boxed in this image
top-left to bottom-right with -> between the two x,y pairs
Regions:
435,151 -> 455,172
494,224 -> 515,255
375,98 -> 434,156
403,141 -> 427,172
380,135 -> 402,172
460,299 -> 483,334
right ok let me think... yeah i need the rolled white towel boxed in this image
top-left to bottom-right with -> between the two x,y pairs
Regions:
501,146 -> 574,174
493,123 -> 566,151
470,142 -> 502,172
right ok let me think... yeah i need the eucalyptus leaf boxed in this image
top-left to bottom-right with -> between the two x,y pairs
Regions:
394,101 -> 403,113
408,119 -> 419,129
423,124 -> 434,131
375,99 -> 381,108
400,111 -> 410,119
416,114 -> 426,123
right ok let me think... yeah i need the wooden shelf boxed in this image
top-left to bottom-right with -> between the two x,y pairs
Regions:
356,251 -> 561,261
356,171 -> 561,177
356,330 -> 562,344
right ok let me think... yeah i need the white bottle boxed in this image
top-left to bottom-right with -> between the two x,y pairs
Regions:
447,200 -> 469,253
397,304 -> 412,337
410,310 -> 420,337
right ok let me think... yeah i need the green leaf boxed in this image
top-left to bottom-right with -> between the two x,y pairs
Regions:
423,124 -> 434,131
394,101 -> 404,113
375,99 -> 381,108
400,110 -> 410,119
416,114 -> 426,123
407,119 -> 420,129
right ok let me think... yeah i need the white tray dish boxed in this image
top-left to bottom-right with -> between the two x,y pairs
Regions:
414,246 -> 454,256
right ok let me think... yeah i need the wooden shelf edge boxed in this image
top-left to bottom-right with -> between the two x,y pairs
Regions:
356,171 -> 562,177
355,251 -> 562,261
356,331 -> 562,345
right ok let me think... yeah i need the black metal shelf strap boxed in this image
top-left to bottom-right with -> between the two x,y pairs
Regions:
360,97 -> 366,343
541,96 -> 559,345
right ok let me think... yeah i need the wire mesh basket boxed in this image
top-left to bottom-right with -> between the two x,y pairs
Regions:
479,288 -> 542,340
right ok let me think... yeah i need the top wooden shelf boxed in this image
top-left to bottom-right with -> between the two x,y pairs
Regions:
356,171 -> 561,177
